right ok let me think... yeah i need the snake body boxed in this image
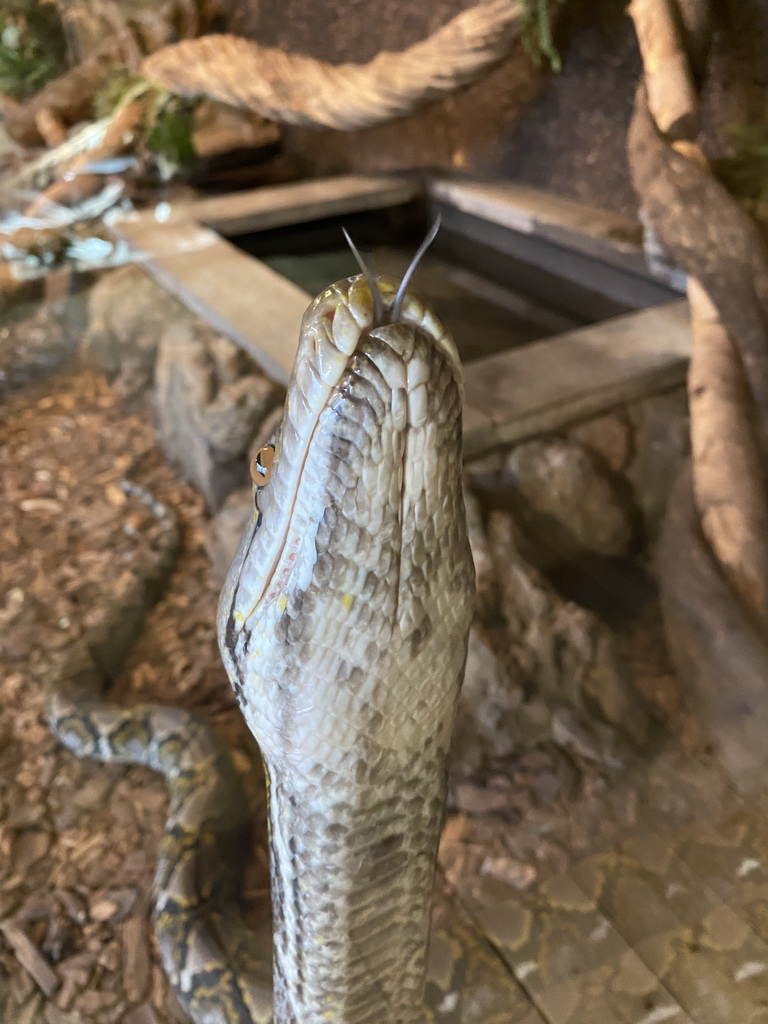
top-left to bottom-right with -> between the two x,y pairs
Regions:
218,273 -> 475,1023
46,483 -> 273,1023
47,271 -> 475,1023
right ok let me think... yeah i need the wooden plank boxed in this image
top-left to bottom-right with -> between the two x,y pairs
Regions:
462,301 -> 691,459
112,214 -> 222,259
176,173 -> 424,237
437,203 -> 682,315
461,403 -> 498,458
113,215 -> 691,460
113,216 -> 309,384
430,177 -> 649,274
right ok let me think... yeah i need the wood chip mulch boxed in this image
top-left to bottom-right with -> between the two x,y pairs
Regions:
0,369 -> 269,1024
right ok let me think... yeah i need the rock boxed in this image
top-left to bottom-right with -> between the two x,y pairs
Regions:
502,437 -> 638,561
487,509 -> 649,745
208,334 -> 251,383
81,266 -> 190,404
624,386 -> 690,539
204,487 -> 253,583
568,410 -> 633,473
201,375 -> 279,460
551,390 -> 690,546
456,485 -> 648,778
0,305 -> 77,396
451,625 -> 525,780
451,488 -> 538,781
550,707 -> 623,769
456,484 -> 640,780
155,325 -> 282,510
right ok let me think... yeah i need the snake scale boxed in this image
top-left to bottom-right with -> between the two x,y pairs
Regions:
47,246 -> 477,1024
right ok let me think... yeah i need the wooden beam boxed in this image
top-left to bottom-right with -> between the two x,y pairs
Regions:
462,300 -> 691,458
174,173 -> 424,237
430,179 -> 685,312
113,216 -> 308,384
113,213 -> 691,457
430,177 -> 648,272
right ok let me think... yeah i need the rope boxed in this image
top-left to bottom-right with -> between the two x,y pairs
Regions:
141,0 -> 522,131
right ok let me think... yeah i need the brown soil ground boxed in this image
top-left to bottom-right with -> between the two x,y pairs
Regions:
0,365 -> 269,1024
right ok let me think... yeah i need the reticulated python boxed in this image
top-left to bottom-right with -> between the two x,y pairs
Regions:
47,245 -> 476,1023
41,249 -> 768,1024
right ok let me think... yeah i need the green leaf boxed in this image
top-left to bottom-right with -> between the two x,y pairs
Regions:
0,17 -> 59,99
93,67 -> 146,119
520,0 -> 566,72
145,97 -> 197,175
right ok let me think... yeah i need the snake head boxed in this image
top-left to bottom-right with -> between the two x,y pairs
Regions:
217,262 -> 473,763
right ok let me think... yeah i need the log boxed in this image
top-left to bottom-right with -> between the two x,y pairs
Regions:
629,0 -> 699,140
687,278 -> 768,635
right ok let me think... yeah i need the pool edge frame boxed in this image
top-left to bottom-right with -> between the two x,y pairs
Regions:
111,172 -> 691,461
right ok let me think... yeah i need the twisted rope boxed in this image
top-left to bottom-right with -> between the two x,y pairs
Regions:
141,0 -> 522,131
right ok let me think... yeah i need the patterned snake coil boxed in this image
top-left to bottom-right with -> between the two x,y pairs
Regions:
47,266 -> 476,1023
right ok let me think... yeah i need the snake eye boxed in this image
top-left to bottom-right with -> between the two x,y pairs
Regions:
250,444 -> 275,487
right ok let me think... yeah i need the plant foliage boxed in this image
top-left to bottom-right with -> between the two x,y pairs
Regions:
0,16 -> 61,99
520,0 -> 566,72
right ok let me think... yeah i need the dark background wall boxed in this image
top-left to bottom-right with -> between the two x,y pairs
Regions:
247,0 -> 642,217
495,1 -> 641,215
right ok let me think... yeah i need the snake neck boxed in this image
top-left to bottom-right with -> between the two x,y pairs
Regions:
265,740 -> 452,1024
219,277 -> 476,1024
